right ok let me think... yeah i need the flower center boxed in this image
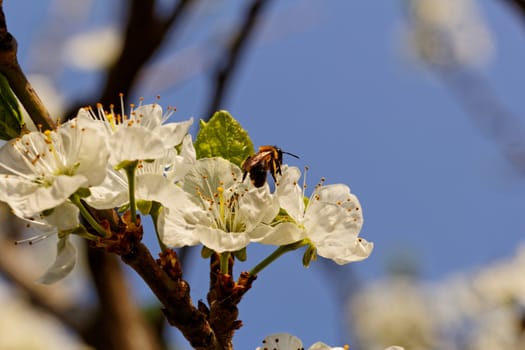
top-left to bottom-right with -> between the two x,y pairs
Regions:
195,176 -> 246,233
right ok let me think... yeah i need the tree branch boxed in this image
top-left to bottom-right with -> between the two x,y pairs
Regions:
0,2 -> 54,130
434,65 -> 525,174
204,0 -> 272,120
99,0 -> 195,106
122,244 -> 220,350
86,247 -> 163,350
501,0 -> 525,24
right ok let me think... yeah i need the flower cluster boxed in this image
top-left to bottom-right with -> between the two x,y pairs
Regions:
348,245 -> 525,350
256,333 -> 404,350
0,105 -> 372,283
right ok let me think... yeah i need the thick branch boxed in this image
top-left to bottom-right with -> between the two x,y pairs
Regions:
121,244 -> 220,350
205,0 -> 272,119
206,255 -> 256,350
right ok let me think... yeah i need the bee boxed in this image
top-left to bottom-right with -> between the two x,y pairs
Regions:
242,145 -> 299,187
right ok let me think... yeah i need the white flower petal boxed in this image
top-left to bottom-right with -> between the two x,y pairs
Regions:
276,166 -> 305,221
182,157 -> 241,199
194,225 -> 250,253
109,126 -> 165,164
135,173 -> 188,209
166,134 -> 196,183
316,184 -> 355,206
132,104 -> 163,130
85,169 -> 129,209
159,202 -> 210,248
304,201 -> 351,238
61,119 -> 110,186
238,186 -> 279,231
304,200 -> 370,264
44,202 -> 80,231
37,236 -> 76,284
256,333 -> 303,350
0,175 -> 87,216
318,237 -> 373,265
251,222 -> 305,246
158,117 -> 194,148
308,342 -> 346,350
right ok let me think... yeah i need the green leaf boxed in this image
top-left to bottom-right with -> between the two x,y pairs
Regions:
0,73 -> 23,140
194,110 -> 254,167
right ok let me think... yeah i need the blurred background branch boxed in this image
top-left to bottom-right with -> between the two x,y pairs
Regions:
204,0 -> 272,120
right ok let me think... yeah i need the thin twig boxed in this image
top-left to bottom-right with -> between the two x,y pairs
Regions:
501,0 -> 525,23
204,0 -> 272,120
99,0 -> 196,106
434,65 -> 525,174
0,1 -> 54,130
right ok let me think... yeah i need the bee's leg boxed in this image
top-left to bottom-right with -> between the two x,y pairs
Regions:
270,160 -> 279,183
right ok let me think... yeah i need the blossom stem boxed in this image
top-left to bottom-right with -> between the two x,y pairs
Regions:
220,252 -> 230,274
69,193 -> 110,238
123,160 -> 139,225
248,240 -> 307,276
150,201 -> 167,252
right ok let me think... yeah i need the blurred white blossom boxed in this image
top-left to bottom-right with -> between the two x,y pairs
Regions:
348,245 -> 525,349
404,0 -> 493,67
0,283 -> 90,350
256,333 -> 403,350
62,26 -> 122,71
349,277 -> 439,349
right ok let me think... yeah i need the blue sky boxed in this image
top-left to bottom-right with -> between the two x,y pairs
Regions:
6,0 -> 525,349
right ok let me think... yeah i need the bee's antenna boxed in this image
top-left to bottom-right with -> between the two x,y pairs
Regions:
282,151 -> 300,159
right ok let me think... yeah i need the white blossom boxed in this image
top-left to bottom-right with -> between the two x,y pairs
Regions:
83,103 -> 195,210
159,157 -> 279,252
0,114 -> 108,220
256,166 -> 372,264
256,333 -> 402,350
80,102 -> 193,166
405,0 -> 493,67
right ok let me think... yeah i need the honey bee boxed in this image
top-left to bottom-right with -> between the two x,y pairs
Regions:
242,145 -> 299,187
